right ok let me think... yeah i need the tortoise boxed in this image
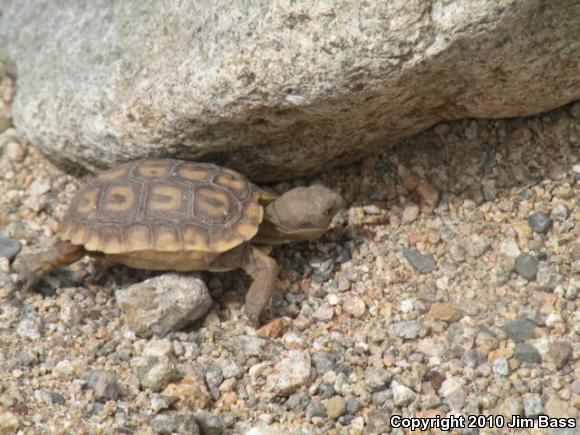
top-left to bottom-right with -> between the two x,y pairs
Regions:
13,159 -> 344,324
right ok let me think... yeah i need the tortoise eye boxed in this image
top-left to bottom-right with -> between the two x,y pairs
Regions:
323,207 -> 333,216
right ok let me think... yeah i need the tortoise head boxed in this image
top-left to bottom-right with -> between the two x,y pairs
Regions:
261,185 -> 344,243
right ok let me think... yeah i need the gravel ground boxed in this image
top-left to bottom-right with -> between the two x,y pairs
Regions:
0,71 -> 578,434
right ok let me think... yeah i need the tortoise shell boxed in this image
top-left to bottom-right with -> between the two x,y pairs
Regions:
61,160 -> 273,261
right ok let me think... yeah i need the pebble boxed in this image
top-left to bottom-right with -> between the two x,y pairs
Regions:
363,205 -> 382,215
544,396 -> 574,419
150,395 -> 179,413
500,397 -> 523,418
144,339 -> 174,358
151,412 -> 199,435
133,355 -> 179,392
266,350 -> 311,396
392,320 -> 422,340
514,343 -> 542,364
115,273 -> 212,338
439,377 -> 466,410
0,411 -> 19,433
391,380 -> 416,406
85,370 -> 122,402
306,400 -> 327,419
548,341 -> 572,369
16,315 -> 42,340
256,318 -> 287,338
233,335 -> 265,357
3,139 -> 26,162
48,391 -> 66,405
163,377 -> 210,410
402,248 -> 437,274
0,235 -> 22,260
343,294 -> 366,318
323,395 -> 346,419
29,178 -> 51,196
550,203 -> 569,222
346,397 -> 359,415
499,239 -> 521,259
313,304 -> 334,321
491,358 -> 510,376
312,352 -> 335,374
503,318 -> 535,342
523,395 -> 543,417
310,258 -> 336,283
221,361 -> 244,380
286,393 -> 310,412
193,411 -> 226,435
544,313 -> 563,328
527,212 -> 552,234
465,234 -> 490,258
401,203 -> 420,223
205,364 -> 224,390
515,253 -> 539,280
428,303 -> 462,323
364,367 -> 390,392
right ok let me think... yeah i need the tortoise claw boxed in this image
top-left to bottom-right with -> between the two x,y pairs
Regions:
242,307 -> 261,328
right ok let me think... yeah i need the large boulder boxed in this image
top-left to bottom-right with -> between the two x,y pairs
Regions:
1,0 -> 579,181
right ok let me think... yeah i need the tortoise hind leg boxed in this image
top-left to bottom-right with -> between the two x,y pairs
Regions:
12,241 -> 86,293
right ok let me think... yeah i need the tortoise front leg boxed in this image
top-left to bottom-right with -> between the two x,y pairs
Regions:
11,241 -> 86,293
242,245 -> 279,326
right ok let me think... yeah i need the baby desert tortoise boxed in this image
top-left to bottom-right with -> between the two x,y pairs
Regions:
14,159 -> 343,324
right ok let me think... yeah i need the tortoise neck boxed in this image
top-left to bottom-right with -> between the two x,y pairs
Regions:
254,204 -> 294,244
254,203 -> 325,245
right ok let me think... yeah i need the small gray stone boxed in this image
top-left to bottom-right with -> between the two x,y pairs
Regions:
528,212 -> 552,234
193,410 -> 225,435
133,355 -> 179,392
312,352 -> 335,374
49,392 -> 66,405
492,358 -> 510,376
402,248 -> 437,274
150,395 -> 179,414
364,367 -> 390,392
0,235 -> 21,260
233,335 -> 266,357
286,393 -> 310,412
514,343 -> 542,364
16,315 -> 42,340
391,380 -> 416,406
306,400 -> 327,419
311,258 -> 336,283
523,395 -> 543,417
85,370 -> 121,402
392,320 -> 422,340
515,253 -> 539,280
465,235 -> 490,259
503,318 -> 535,342
221,361 -> 244,380
346,398 -> 359,415
548,341 -> 572,369
152,413 -> 199,435
116,273 -> 212,338
205,364 -> 224,390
